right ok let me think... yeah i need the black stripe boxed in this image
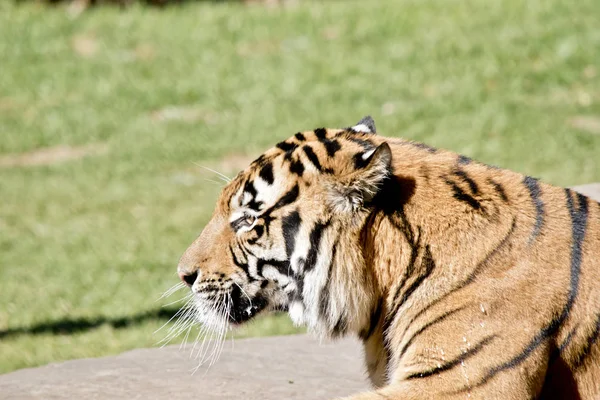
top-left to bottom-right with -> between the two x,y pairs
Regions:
523,176 -> 545,243
258,163 -> 274,185
344,135 -> 375,151
444,178 -> 481,210
256,258 -> 291,276
462,191 -> 588,392
563,188 -> 588,313
398,306 -> 466,361
230,245 -> 247,271
246,223 -> 265,245
359,301 -> 383,341
402,245 -> 434,305
412,142 -> 437,153
353,152 -> 370,169
251,154 -> 269,168
488,178 -> 509,203
454,169 -> 479,195
289,159 -> 305,177
264,184 -> 299,214
283,149 -> 295,161
246,199 -> 263,211
314,128 -> 327,139
574,313 -> 600,368
294,132 -> 306,141
463,218 -> 518,286
276,141 -> 297,152
332,315 -> 347,338
458,155 -> 472,165
281,211 -> 301,258
251,224 -> 264,240
303,220 -> 330,272
391,245 -> 436,318
407,335 -> 496,379
318,236 -> 340,328
242,180 -> 264,211
314,129 -> 341,157
237,238 -> 251,258
559,328 -> 577,353
243,180 -> 257,198
405,217 -> 516,341
261,213 -> 274,237
229,244 -> 258,281
383,221 -> 435,343
473,320 -> 561,390
551,326 -> 577,362
385,214 -> 420,330
293,258 -> 305,298
323,139 -> 341,158
302,145 -> 324,172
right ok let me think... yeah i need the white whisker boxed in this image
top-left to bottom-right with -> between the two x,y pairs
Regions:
156,296 -> 197,346
202,178 -> 224,186
193,163 -> 232,183
154,297 -> 193,337
157,282 -> 186,301
161,296 -> 190,308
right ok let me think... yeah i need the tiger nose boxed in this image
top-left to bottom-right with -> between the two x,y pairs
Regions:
179,270 -> 198,287
178,236 -> 205,287
177,260 -> 200,287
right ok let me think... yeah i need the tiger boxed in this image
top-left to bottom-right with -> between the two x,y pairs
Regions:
176,116 -> 600,399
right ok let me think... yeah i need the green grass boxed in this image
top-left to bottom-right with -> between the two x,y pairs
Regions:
1,0 -> 599,374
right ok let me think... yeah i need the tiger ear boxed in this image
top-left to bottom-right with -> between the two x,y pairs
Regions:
350,116 -> 376,134
327,142 -> 392,213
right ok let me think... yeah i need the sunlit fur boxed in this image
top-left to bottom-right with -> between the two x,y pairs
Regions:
177,117 -> 600,399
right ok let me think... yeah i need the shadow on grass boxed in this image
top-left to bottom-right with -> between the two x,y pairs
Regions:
0,307 -> 180,339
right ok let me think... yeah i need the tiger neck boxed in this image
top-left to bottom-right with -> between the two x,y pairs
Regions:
356,178 -> 431,386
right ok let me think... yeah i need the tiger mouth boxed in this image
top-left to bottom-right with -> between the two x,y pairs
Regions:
227,285 -> 269,325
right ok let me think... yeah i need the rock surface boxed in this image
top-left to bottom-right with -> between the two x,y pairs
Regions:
0,335 -> 369,400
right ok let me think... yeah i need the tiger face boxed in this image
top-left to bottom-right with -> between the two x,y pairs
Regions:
177,117 -> 386,337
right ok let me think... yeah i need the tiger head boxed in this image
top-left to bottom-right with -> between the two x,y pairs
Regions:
177,117 -> 392,338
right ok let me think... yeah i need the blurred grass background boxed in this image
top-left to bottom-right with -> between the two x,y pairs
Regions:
1,0 -> 599,374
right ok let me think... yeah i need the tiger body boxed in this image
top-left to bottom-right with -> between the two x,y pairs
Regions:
177,117 -> 600,399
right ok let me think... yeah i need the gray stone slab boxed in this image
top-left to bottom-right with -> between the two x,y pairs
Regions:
0,335 -> 369,400
572,183 -> 600,201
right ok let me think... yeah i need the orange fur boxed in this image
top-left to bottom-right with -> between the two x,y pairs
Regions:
178,118 -> 600,399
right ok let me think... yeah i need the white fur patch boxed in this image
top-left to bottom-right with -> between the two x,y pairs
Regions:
289,301 -> 305,326
230,186 -> 244,209
262,265 -> 292,285
351,123 -> 372,133
253,175 -> 282,209
301,234 -> 335,334
192,296 -> 230,333
362,148 -> 376,160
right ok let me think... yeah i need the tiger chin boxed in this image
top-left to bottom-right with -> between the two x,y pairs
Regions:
177,116 -> 600,399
